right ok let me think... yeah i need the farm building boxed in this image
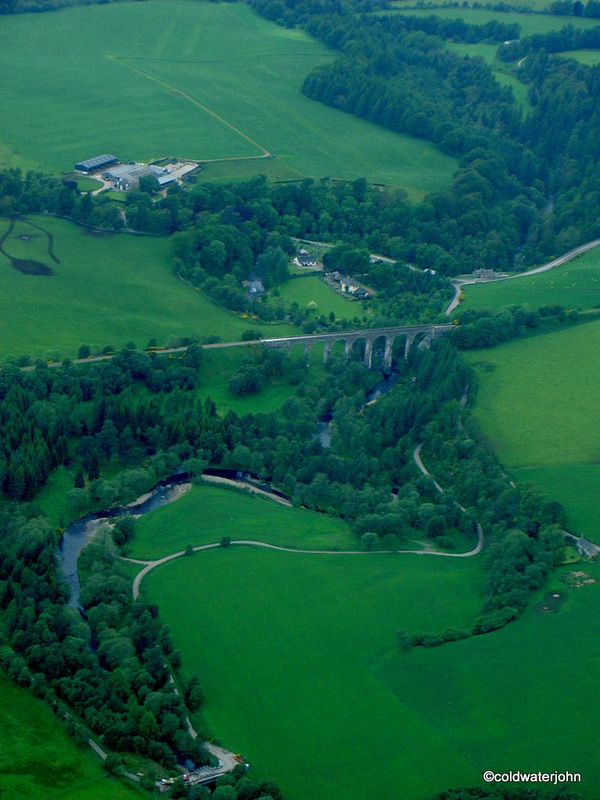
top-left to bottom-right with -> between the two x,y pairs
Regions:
74,154 -> 118,173
103,163 -> 176,191
577,537 -> 600,559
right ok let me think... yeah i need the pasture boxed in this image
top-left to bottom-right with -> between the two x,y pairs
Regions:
277,276 -> 371,321
494,70 -> 532,109
562,48 -> 600,64
0,0 -> 457,195
375,560 -> 600,798
459,245 -> 600,312
466,320 -> 600,467
387,6 -> 600,36
466,318 -> 600,539
194,345 -> 335,415
129,483 -> 358,560
514,464 -> 600,537
0,673 -> 143,800
0,215 -> 281,361
142,547 -> 484,800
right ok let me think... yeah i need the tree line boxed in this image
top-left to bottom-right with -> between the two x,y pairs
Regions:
250,0 -> 600,273
0,331 -> 569,789
0,0 -> 126,15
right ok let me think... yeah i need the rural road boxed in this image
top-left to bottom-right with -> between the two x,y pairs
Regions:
116,463 -> 484,782
413,444 -> 484,557
445,237 -> 600,314
126,459 -> 485,604
126,533 -> 485,602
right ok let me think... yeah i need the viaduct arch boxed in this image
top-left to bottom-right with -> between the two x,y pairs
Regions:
261,324 -> 454,370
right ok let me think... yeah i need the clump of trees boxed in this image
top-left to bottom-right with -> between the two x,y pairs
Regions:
0,509 -> 207,767
450,303 -> 581,349
0,338 -> 568,776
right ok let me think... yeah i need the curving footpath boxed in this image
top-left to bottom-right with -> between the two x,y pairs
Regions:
413,444 -> 484,557
445,237 -> 600,315
126,489 -> 484,603
120,462 -> 484,781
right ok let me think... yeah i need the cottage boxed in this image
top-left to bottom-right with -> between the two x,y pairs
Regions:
248,280 -> 265,297
340,276 -> 359,294
294,249 -> 317,268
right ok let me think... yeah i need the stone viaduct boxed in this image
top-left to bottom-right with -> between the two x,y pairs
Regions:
261,324 -> 455,370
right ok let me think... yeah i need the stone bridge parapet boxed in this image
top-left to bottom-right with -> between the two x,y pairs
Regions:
262,324 -> 454,369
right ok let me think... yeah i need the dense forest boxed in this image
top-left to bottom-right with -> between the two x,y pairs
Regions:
1,0 -> 598,795
251,0 -> 600,271
0,339 -> 566,789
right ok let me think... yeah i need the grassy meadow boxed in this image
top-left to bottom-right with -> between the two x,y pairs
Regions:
460,246 -> 600,312
466,317 -> 600,540
194,345 -> 334,415
514,464 -> 600,538
129,483 -> 358,559
0,215 -> 288,361
0,673 -> 144,800
0,0 -> 457,194
277,276 -> 371,321
387,5 -> 600,36
375,559 -> 600,798
563,48 -> 600,64
466,320 -> 600,467
142,546 -> 484,800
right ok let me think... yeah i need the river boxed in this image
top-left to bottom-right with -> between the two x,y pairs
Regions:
58,478 -> 191,609
317,370 -> 401,448
60,372 -> 401,606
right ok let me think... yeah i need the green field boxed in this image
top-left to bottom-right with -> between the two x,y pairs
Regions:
0,673 -> 143,800
466,318 -> 600,541
466,320 -> 600,467
195,345 -> 334,415
143,547 -> 484,800
34,465 -> 74,527
386,6 -> 600,36
445,42 -> 501,65
460,246 -> 600,312
375,559 -> 600,798
494,70 -> 532,110
0,0 -> 457,195
0,215 -> 291,361
514,464 -> 600,538
559,48 -> 600,64
130,484 -> 358,559
71,176 -> 104,192
278,276 -> 371,320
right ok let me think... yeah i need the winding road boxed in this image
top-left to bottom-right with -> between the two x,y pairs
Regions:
413,444 -> 484,557
126,455 -> 484,603
445,237 -> 600,315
